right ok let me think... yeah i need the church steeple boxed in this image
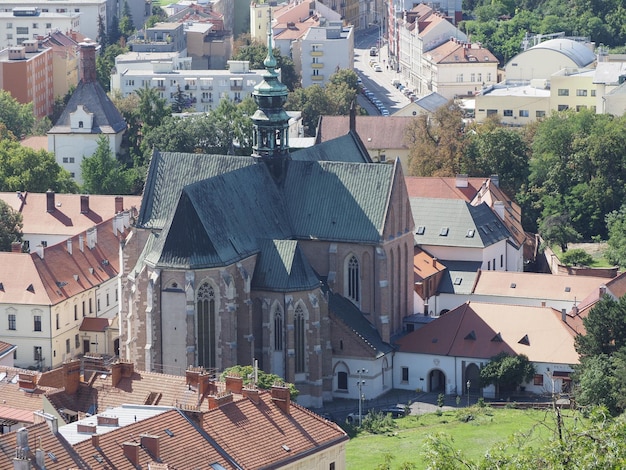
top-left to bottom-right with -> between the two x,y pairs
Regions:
251,11 -> 291,180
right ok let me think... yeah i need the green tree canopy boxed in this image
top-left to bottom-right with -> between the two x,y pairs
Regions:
538,213 -> 581,252
96,44 -> 127,91
479,352 -> 535,397
575,295 -> 626,358
0,200 -> 23,251
605,204 -> 626,268
0,90 -> 35,138
81,136 -> 134,194
0,139 -> 77,193
220,364 -> 299,400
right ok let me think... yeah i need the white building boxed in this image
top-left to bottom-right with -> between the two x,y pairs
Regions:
0,0 -> 107,41
295,21 -> 354,88
0,10 -> 80,49
111,59 -> 267,112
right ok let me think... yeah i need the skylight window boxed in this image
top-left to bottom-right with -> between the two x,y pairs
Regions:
466,229 -> 475,238
416,226 -> 425,235
164,428 -> 174,437
564,287 -> 571,292
439,227 -> 449,236
454,277 -> 462,285
510,283 -> 516,288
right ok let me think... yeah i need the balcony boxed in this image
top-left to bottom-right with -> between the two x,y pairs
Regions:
311,50 -> 323,57
311,75 -> 324,81
200,85 -> 213,90
201,98 -> 213,103
311,62 -> 324,69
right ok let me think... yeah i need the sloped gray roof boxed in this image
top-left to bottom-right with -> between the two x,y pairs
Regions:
330,292 -> 393,357
251,239 -> 321,292
414,92 -> 448,113
437,260 -> 482,295
412,198 -> 510,248
145,165 -> 292,269
48,81 -> 126,134
284,160 -> 394,243
291,132 -> 371,163
137,152 -> 257,229
594,62 -> 626,85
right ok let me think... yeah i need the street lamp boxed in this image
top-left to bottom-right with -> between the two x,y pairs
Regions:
466,380 -> 471,407
357,368 -> 368,426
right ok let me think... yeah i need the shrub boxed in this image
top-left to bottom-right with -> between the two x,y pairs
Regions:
561,248 -> 593,266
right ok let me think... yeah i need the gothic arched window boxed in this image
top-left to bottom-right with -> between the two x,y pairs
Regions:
294,305 -> 305,374
348,255 -> 360,303
197,282 -> 216,369
273,306 -> 283,351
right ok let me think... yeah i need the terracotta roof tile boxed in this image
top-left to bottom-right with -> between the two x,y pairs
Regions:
203,390 -> 348,469
0,253 -> 52,304
414,247 -> 445,282
0,192 -> 141,238
0,340 -> 15,358
20,135 -> 48,151
0,367 -> 58,412
79,317 -> 109,332
317,116 -> 413,150
397,301 -> 579,364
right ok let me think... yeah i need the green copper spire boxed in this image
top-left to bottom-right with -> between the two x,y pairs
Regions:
251,5 -> 291,180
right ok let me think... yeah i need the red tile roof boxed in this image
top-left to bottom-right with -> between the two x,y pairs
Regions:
426,39 -> 498,64
405,176 -> 485,200
0,253 -> 52,304
79,317 -> 109,332
396,301 -> 579,364
317,116 -> 413,150
20,135 -> 48,151
0,341 -> 16,358
414,247 -> 445,282
0,192 -> 141,238
203,390 -> 348,469
0,367 -> 57,413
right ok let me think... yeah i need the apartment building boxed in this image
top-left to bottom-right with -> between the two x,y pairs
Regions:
0,41 -> 53,118
111,59 -> 267,112
0,9 -> 80,49
0,0 -> 107,40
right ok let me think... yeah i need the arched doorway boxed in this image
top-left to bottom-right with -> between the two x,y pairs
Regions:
465,363 -> 480,393
429,369 -> 446,392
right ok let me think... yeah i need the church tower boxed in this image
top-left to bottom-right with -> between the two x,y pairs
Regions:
251,26 -> 291,180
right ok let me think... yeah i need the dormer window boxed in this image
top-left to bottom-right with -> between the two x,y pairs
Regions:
416,226 -> 425,235
78,121 -> 83,128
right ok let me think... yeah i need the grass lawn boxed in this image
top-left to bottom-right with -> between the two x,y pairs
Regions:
552,242 -> 615,268
346,406 -> 576,469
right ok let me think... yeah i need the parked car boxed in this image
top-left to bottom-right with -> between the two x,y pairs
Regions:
370,47 -> 378,56
346,412 -> 367,424
381,109 -> 390,116
374,64 -> 383,72
380,405 -> 408,418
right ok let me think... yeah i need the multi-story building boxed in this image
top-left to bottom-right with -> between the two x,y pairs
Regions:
40,30 -> 80,100
0,213 -> 131,370
0,40 -> 53,118
128,22 -> 187,54
422,38 -> 498,100
0,0 -> 107,41
295,21 -> 354,88
111,59 -> 268,112
0,8 -> 80,49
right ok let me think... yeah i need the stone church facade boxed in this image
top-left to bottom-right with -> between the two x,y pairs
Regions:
119,36 -> 414,407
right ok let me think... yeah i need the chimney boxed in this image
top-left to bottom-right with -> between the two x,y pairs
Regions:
86,226 -> 97,249
599,285 -> 607,296
243,387 -> 260,404
432,257 -> 437,268
63,360 -> 81,395
541,301 -> 546,307
91,434 -> 101,449
271,385 -> 291,414
455,174 -> 468,188
79,235 -> 84,252
80,195 -> 90,214
36,245 -> 44,259
80,42 -> 97,84
111,362 -> 122,387
46,190 -> 55,212
225,375 -> 243,395
207,392 -> 233,410
97,416 -> 119,427
35,448 -> 45,468
140,434 -> 160,460
572,305 -> 579,316
490,174 -> 500,187
16,428 -> 29,452
349,100 -> 356,133
11,241 -> 22,253
493,200 -> 505,219
77,423 -> 97,434
123,442 -> 141,466
115,196 -> 124,213
561,309 -> 567,322
67,238 -> 73,255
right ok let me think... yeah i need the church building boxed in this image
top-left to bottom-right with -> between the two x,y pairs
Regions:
120,33 -> 414,407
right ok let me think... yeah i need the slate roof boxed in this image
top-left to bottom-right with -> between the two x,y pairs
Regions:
251,239 -> 321,292
330,293 -> 394,357
594,62 -> 626,85
437,260 -> 481,295
396,301 -> 579,364
295,131 -> 371,163
412,198 -> 510,248
48,81 -> 126,134
412,92 -> 449,113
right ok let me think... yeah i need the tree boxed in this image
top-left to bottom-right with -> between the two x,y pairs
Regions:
405,100 -> 467,177
538,213 -> 580,252
0,200 -> 23,252
575,295 -> 626,358
81,136 -> 133,194
0,140 -> 78,193
119,1 -> 135,39
0,90 -> 35,138
465,126 -> 529,195
559,248 -> 593,267
171,85 -> 190,114
605,204 -> 626,267
479,352 -> 535,398
220,364 -> 299,400
96,44 -> 127,91
136,85 -> 171,129
97,14 -> 108,49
